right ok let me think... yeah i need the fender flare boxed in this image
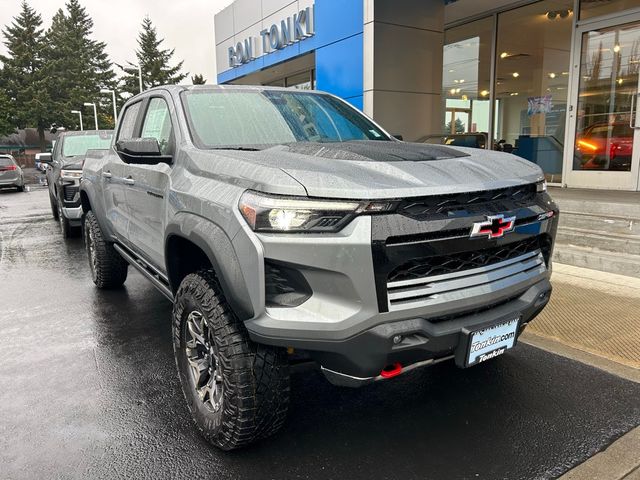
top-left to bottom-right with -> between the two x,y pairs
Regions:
165,214 -> 254,320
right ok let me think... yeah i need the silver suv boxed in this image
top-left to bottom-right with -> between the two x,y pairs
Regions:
80,85 -> 558,450
0,154 -> 24,192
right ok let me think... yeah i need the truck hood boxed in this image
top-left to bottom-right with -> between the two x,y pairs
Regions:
248,141 -> 544,199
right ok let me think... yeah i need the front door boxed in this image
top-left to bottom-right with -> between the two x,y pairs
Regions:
565,15 -> 640,190
125,96 -> 174,271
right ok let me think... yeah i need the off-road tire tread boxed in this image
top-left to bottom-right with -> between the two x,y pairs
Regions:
173,269 -> 290,450
84,210 -> 128,288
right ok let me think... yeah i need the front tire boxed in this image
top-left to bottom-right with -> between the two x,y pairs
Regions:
173,270 -> 290,450
84,210 -> 128,288
50,193 -> 59,220
57,196 -> 78,238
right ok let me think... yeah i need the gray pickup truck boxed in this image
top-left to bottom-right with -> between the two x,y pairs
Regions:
80,85 -> 558,450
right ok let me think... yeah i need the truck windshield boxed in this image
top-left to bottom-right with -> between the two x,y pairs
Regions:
182,89 -> 390,149
62,133 -> 113,157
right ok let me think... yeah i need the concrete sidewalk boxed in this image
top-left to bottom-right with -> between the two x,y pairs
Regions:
529,262 -> 640,368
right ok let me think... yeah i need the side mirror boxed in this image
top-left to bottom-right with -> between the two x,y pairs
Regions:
393,134 -> 403,141
115,138 -> 172,165
36,153 -> 52,163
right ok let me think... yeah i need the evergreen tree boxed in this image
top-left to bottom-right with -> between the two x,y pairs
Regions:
0,89 -> 15,136
44,0 -> 116,129
191,73 -> 206,85
120,17 -> 187,95
0,1 -> 53,148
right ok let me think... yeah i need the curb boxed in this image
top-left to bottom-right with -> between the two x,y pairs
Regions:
558,426 -> 640,480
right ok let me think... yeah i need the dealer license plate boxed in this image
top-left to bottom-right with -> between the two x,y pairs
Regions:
466,317 -> 520,367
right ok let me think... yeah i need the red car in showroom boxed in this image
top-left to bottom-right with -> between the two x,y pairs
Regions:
575,122 -> 633,171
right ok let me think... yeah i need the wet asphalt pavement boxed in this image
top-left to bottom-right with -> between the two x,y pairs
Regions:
1,188 -> 640,480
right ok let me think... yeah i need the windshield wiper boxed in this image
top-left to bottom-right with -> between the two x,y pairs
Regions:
210,146 -> 262,152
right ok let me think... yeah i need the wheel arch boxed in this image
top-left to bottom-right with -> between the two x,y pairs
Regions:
165,218 -> 254,320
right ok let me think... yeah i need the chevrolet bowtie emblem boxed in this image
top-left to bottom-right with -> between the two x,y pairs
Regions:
470,214 -> 516,239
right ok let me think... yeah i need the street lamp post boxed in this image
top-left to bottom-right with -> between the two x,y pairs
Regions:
83,102 -> 99,130
70,110 -> 83,131
100,89 -> 118,123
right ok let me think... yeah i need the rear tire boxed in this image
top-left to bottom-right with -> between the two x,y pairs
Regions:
84,210 -> 128,288
173,269 -> 290,450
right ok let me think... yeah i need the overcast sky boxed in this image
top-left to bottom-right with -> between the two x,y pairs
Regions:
0,0 -> 234,84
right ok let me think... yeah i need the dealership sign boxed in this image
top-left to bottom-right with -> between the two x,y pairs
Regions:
228,5 -> 315,68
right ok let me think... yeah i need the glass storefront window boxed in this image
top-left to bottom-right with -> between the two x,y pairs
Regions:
442,17 -> 493,147
580,0 -> 640,20
573,22 -> 640,172
494,0 -> 573,183
287,70 -> 314,90
264,70 -> 315,90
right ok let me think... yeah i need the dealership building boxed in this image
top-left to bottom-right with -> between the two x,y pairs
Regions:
215,0 -> 640,192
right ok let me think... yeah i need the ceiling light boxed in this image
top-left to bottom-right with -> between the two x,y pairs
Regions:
500,52 -> 509,59
548,72 -> 556,79
459,79 -> 465,83
617,78 -> 623,84
512,72 -> 520,78
480,90 -> 489,97
613,44 -> 621,53
562,72 -> 569,75
456,88 -> 461,93
449,69 -> 455,73
450,88 -> 456,94
510,92 -> 519,96
461,95 -> 468,101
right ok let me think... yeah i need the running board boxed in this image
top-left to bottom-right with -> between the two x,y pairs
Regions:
113,244 -> 174,302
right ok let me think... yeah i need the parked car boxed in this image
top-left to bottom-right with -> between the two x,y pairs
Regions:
80,85 -> 558,450
575,122 -> 633,171
41,130 -> 113,237
35,152 -> 51,173
0,154 -> 25,192
418,132 -> 488,149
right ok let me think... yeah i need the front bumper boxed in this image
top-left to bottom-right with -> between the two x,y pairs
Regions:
319,279 -> 550,386
235,190 -> 558,384
62,206 -> 83,221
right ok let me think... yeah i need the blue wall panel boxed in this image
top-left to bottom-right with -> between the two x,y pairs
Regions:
314,0 -> 363,45
315,33 -> 363,100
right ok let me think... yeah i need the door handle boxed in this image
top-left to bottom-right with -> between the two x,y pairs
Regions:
102,171 -> 112,179
123,176 -> 135,186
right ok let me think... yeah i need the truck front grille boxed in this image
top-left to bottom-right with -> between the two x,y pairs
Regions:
385,236 -> 550,311
63,185 -> 79,202
388,236 -> 549,283
398,184 -> 537,219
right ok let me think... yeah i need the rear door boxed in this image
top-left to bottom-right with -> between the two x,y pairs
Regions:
124,94 -> 175,271
102,100 -> 143,243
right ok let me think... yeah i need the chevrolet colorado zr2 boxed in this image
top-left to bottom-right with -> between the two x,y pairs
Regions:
79,85 -> 558,450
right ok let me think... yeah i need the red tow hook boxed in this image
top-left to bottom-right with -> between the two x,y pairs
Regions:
380,362 -> 403,379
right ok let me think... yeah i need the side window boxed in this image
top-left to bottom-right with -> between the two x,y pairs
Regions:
52,138 -> 62,162
141,98 -> 173,155
117,102 -> 142,141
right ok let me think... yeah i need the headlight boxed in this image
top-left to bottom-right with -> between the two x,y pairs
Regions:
60,169 -> 82,180
238,190 -> 396,233
536,180 -> 547,193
